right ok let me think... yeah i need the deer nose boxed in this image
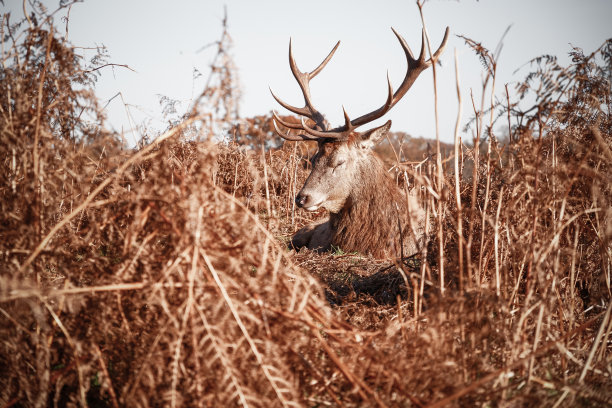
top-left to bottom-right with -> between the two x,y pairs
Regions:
295,193 -> 309,208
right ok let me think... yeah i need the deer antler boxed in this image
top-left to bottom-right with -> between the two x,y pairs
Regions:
350,27 -> 449,128
272,27 -> 450,141
269,39 -> 340,135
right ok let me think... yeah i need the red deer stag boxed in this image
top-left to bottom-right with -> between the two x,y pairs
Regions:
271,27 -> 449,259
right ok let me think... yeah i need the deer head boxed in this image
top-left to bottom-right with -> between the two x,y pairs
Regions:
271,27 -> 449,213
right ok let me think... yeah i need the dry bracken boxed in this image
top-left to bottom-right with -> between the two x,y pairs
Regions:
1,5 -> 611,408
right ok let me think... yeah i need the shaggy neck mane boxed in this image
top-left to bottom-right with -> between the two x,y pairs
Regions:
329,153 -> 409,258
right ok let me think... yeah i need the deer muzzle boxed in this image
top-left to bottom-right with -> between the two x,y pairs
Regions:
295,191 -> 322,211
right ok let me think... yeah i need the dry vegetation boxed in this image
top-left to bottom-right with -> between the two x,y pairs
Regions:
1,4 -> 611,408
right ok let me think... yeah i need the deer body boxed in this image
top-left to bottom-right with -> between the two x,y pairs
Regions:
271,27 -> 448,259
292,133 -> 425,258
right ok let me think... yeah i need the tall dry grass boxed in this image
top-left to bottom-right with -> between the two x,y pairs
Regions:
1,4 -> 611,408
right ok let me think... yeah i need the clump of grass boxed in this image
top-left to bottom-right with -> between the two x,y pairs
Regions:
0,8 -> 332,407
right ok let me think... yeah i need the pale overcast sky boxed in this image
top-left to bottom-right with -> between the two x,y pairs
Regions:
6,0 -> 612,145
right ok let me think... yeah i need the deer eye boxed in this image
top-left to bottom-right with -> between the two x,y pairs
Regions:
332,160 -> 345,171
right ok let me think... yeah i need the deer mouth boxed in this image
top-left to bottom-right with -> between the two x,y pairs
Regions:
304,202 -> 322,211
296,192 -> 324,211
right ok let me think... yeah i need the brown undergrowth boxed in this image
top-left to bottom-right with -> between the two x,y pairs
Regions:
1,6 -> 611,408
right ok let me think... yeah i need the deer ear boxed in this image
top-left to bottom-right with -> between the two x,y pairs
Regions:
359,120 -> 392,149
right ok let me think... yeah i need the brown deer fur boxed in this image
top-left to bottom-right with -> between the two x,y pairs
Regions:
291,129 -> 425,259
271,28 -> 448,259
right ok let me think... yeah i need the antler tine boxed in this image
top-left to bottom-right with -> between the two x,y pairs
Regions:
300,117 -> 343,139
290,39 -> 341,120
272,110 -> 303,130
270,39 -> 340,131
340,72 -> 394,131
390,26 -> 450,101
350,26 -> 450,129
309,40 -> 341,78
270,87 -> 308,118
300,106 -> 355,140
272,114 -> 318,141
431,26 -> 450,62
